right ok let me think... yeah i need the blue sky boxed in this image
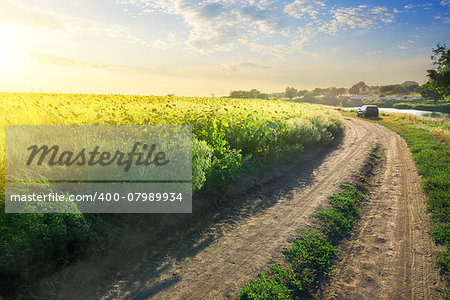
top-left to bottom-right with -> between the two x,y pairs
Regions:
0,0 -> 449,96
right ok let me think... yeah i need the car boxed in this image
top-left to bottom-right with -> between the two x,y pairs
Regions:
357,105 -> 379,117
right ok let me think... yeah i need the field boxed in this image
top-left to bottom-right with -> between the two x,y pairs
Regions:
0,92 -> 344,296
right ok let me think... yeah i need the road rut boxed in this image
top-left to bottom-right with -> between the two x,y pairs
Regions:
55,118 -> 441,299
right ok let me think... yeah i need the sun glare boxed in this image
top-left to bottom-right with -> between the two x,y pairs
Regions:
0,23 -> 17,77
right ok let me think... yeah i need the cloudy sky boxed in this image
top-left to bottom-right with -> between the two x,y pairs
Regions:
0,0 -> 449,96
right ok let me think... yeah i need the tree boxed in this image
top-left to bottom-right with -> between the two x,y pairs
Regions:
312,87 -> 325,96
425,43 -> 450,100
349,81 -> 369,95
420,81 -> 443,104
349,85 -> 359,95
229,89 -> 269,99
297,90 -> 308,97
285,87 -> 298,100
335,87 -> 347,96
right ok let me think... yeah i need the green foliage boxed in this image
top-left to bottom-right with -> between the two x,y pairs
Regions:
349,81 -> 369,95
392,102 -> 450,113
267,264 -> 305,294
238,158 -> 374,299
238,230 -> 337,300
436,251 -> 450,285
192,138 -> 213,192
236,273 -> 292,300
314,183 -> 367,241
229,89 -> 269,99
426,43 -> 450,99
419,81 -> 444,103
355,113 -> 450,294
282,230 -> 337,284
378,84 -> 418,95
0,213 -> 96,296
0,93 -> 345,296
369,152 -> 383,159
315,209 -> 351,239
285,87 -> 298,100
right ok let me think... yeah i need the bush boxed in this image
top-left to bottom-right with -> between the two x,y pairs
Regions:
314,209 -> 354,240
192,138 -> 213,192
236,273 -> 292,300
282,230 -> 337,289
0,213 -> 94,296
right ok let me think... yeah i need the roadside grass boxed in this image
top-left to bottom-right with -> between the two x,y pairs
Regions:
392,102 -> 450,114
342,110 -> 450,296
236,154 -> 379,299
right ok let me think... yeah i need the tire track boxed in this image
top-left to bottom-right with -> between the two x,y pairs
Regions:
93,118 -> 380,300
56,118 -> 441,300
320,120 -> 441,300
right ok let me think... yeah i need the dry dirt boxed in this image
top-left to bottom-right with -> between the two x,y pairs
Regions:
319,119 -> 442,300
53,117 -> 442,299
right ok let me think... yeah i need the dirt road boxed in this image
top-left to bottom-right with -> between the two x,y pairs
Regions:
320,119 -> 442,299
55,118 -> 441,299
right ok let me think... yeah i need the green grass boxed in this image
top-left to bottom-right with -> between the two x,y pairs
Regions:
237,163 -> 375,299
393,102 -> 450,114
342,111 -> 450,295
0,93 -> 345,298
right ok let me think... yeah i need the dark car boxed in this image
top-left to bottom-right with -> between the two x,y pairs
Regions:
357,105 -> 379,117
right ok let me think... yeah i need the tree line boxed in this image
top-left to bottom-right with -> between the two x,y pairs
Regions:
229,43 -> 449,104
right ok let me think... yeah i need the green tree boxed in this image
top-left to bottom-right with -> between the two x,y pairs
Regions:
312,87 -> 325,96
426,43 -> 450,100
420,81 -> 443,104
349,85 -> 359,95
229,89 -> 268,99
285,87 -> 298,100
297,89 -> 308,97
349,81 -> 369,95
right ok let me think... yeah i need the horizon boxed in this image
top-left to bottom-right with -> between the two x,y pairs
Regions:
0,0 -> 449,97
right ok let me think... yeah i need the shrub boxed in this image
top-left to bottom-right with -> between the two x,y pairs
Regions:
282,230 -> 337,289
314,209 -> 354,240
236,273 -> 292,300
191,138 -> 213,192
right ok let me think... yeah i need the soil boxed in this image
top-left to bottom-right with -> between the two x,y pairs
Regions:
319,118 -> 442,299
48,117 -> 441,299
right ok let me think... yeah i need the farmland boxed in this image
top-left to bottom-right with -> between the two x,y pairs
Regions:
0,92 -> 344,296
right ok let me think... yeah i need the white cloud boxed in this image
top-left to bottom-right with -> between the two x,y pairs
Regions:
366,50 -> 383,56
322,5 -> 394,34
119,0 -> 396,56
220,61 -> 270,72
396,38 -> 417,50
284,0 -> 325,20
440,0 -> 450,7
0,0 -> 177,51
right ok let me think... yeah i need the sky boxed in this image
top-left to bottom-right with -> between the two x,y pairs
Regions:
0,0 -> 449,96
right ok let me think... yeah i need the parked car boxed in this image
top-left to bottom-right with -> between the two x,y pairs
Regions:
357,105 -> 379,117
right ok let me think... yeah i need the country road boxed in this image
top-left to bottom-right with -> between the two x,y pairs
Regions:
55,117 -> 442,299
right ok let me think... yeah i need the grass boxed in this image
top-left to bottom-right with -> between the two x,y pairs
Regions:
342,110 -> 450,296
392,102 -> 450,114
0,92 -> 344,297
236,156 -> 377,299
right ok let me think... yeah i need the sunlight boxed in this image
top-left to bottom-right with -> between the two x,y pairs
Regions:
0,23 -> 17,77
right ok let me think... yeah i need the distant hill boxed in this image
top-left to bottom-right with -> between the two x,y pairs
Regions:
401,81 -> 419,87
